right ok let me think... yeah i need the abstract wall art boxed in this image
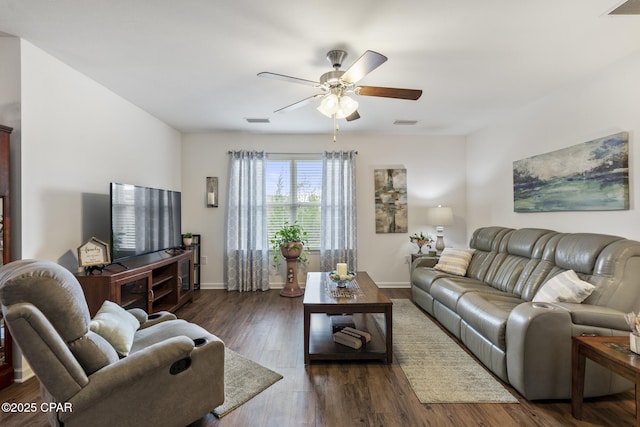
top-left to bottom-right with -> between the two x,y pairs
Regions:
513,132 -> 629,212
374,168 -> 408,233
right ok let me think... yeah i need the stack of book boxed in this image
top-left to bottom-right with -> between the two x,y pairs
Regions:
330,315 -> 356,333
333,327 -> 372,349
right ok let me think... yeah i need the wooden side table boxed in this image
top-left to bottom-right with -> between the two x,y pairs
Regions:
571,335 -> 640,425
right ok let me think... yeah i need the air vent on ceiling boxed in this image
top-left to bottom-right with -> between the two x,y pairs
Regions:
393,120 -> 418,125
609,0 -> 640,14
245,118 -> 270,123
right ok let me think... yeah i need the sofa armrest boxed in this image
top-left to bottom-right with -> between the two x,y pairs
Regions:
544,302 -> 630,331
506,302 -> 630,400
411,257 -> 438,272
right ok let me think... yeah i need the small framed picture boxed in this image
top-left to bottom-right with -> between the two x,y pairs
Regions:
78,237 -> 111,267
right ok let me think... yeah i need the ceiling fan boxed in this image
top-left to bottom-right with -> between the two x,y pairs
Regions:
258,49 -> 422,122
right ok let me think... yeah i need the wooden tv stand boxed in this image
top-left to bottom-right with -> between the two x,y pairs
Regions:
76,250 -> 194,316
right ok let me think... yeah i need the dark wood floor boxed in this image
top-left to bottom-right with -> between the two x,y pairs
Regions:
0,288 -> 635,426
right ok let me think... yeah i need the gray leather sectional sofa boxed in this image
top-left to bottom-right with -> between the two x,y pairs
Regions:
411,226 -> 640,400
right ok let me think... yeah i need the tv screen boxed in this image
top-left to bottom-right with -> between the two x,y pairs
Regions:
110,182 -> 182,261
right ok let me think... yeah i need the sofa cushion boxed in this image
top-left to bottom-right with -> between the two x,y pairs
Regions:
68,331 -> 119,374
457,292 -> 524,350
429,276 -> 502,312
90,300 -> 141,356
532,270 -> 595,303
469,226 -> 512,252
411,267 -> 450,294
434,248 -> 475,276
554,233 -> 622,274
506,228 -> 555,258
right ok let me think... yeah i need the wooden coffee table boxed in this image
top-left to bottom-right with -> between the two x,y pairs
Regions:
572,335 -> 640,425
303,271 -> 392,364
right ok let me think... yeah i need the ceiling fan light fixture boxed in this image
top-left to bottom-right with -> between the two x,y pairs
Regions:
335,95 -> 358,119
318,93 -> 358,119
317,93 -> 340,117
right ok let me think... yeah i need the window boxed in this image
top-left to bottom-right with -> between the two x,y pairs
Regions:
266,155 -> 322,249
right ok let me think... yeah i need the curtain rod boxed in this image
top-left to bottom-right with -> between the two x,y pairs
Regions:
227,151 -> 358,155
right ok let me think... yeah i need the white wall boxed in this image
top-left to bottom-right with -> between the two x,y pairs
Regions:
6,40 -> 182,383
466,49 -> 640,240
181,132 -> 466,288
20,40 -> 182,266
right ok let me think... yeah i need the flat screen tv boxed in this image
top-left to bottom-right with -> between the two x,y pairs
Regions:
110,182 -> 182,262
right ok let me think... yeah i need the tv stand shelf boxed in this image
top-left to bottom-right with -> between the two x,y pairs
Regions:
76,250 -> 194,316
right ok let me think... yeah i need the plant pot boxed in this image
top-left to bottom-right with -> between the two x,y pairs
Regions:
280,241 -> 303,259
183,238 -> 193,246
279,241 -> 304,298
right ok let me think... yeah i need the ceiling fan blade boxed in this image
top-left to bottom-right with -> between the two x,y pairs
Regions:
340,50 -> 388,84
345,110 -> 360,122
257,72 -> 320,87
355,86 -> 422,100
274,93 -> 324,113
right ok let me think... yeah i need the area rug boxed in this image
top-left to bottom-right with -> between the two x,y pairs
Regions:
378,299 -> 518,404
212,349 -> 283,417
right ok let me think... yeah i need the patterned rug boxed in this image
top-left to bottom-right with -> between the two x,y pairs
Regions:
379,299 -> 519,404
212,349 -> 283,417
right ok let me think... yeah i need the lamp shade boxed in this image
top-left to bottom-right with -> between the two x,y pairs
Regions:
317,93 -> 340,117
335,95 -> 358,118
426,206 -> 453,226
317,94 -> 359,119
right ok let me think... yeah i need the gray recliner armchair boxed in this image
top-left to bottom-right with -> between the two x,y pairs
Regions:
0,259 -> 225,427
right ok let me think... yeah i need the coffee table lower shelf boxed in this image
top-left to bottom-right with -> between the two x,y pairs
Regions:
306,313 -> 389,363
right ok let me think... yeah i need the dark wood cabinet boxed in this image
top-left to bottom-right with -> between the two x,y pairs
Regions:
76,250 -> 194,316
0,124 -> 13,389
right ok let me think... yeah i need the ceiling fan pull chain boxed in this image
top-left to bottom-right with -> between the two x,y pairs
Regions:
333,115 -> 339,142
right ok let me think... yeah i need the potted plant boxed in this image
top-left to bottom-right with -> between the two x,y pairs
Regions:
271,222 -> 308,298
270,221 -> 308,267
182,232 -> 193,247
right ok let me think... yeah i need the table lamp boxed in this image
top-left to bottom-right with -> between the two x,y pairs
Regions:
427,205 -> 454,252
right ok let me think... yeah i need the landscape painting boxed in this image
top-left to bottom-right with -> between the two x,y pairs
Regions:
374,168 -> 408,233
513,132 -> 629,212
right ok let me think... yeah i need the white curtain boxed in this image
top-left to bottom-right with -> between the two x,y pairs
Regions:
320,151 -> 357,272
225,151 -> 270,291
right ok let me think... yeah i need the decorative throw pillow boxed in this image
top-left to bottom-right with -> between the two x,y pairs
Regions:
90,300 -> 141,356
533,270 -> 596,303
433,248 -> 475,276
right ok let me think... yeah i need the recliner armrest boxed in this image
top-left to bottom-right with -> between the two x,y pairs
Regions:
127,308 -> 177,329
61,334 -> 225,425
68,335 -> 201,410
542,302 -> 630,331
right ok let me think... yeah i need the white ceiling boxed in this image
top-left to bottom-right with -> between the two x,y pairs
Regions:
1,0 -> 639,136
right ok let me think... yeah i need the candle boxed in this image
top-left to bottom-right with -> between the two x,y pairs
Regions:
207,192 -> 215,205
336,263 -> 348,276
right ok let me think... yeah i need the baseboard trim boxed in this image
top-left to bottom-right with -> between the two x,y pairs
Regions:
376,282 -> 411,289
199,281 -> 411,290
14,365 -> 34,383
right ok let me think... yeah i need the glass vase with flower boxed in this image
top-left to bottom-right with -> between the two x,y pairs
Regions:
409,232 -> 434,255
